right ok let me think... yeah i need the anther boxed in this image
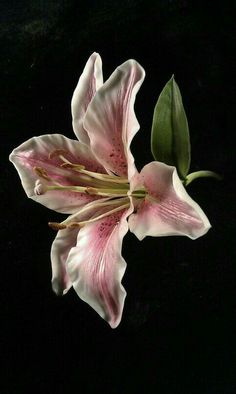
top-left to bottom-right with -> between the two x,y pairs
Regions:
60,163 -> 85,170
48,149 -> 69,160
86,187 -> 98,195
48,222 -> 67,230
33,167 -> 51,181
67,222 -> 84,229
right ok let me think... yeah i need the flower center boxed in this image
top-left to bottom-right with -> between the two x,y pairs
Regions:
33,149 -> 147,230
34,149 -> 146,198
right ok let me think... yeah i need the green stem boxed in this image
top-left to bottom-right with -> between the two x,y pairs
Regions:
184,170 -> 222,186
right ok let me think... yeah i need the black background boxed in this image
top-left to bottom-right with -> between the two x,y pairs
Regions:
1,1 -> 235,393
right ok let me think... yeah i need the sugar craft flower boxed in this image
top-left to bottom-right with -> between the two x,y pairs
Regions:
9,53 -> 210,328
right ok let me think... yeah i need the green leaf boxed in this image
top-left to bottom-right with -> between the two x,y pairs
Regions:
151,75 -> 191,179
184,170 -> 222,186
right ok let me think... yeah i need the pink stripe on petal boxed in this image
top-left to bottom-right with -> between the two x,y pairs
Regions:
129,161 -> 211,240
66,206 -> 132,328
84,59 -> 145,179
9,134 -> 104,213
72,52 -> 103,145
51,197 -> 113,296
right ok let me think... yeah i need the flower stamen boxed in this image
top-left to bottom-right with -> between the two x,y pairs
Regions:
48,149 -> 69,160
33,166 -> 51,181
48,201 -> 130,231
48,222 -> 67,230
60,162 -> 85,170
79,168 -> 129,184
48,197 -> 130,231
62,197 -> 130,223
49,149 -> 129,188
77,202 -> 129,227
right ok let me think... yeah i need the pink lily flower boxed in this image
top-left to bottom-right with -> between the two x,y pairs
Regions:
9,53 -> 211,328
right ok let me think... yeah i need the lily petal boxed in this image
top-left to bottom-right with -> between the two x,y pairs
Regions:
51,227 -> 78,295
129,161 -> 211,240
71,52 -> 103,145
50,197 -> 115,295
84,59 -> 145,179
9,134 -> 104,214
66,206 -> 132,328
